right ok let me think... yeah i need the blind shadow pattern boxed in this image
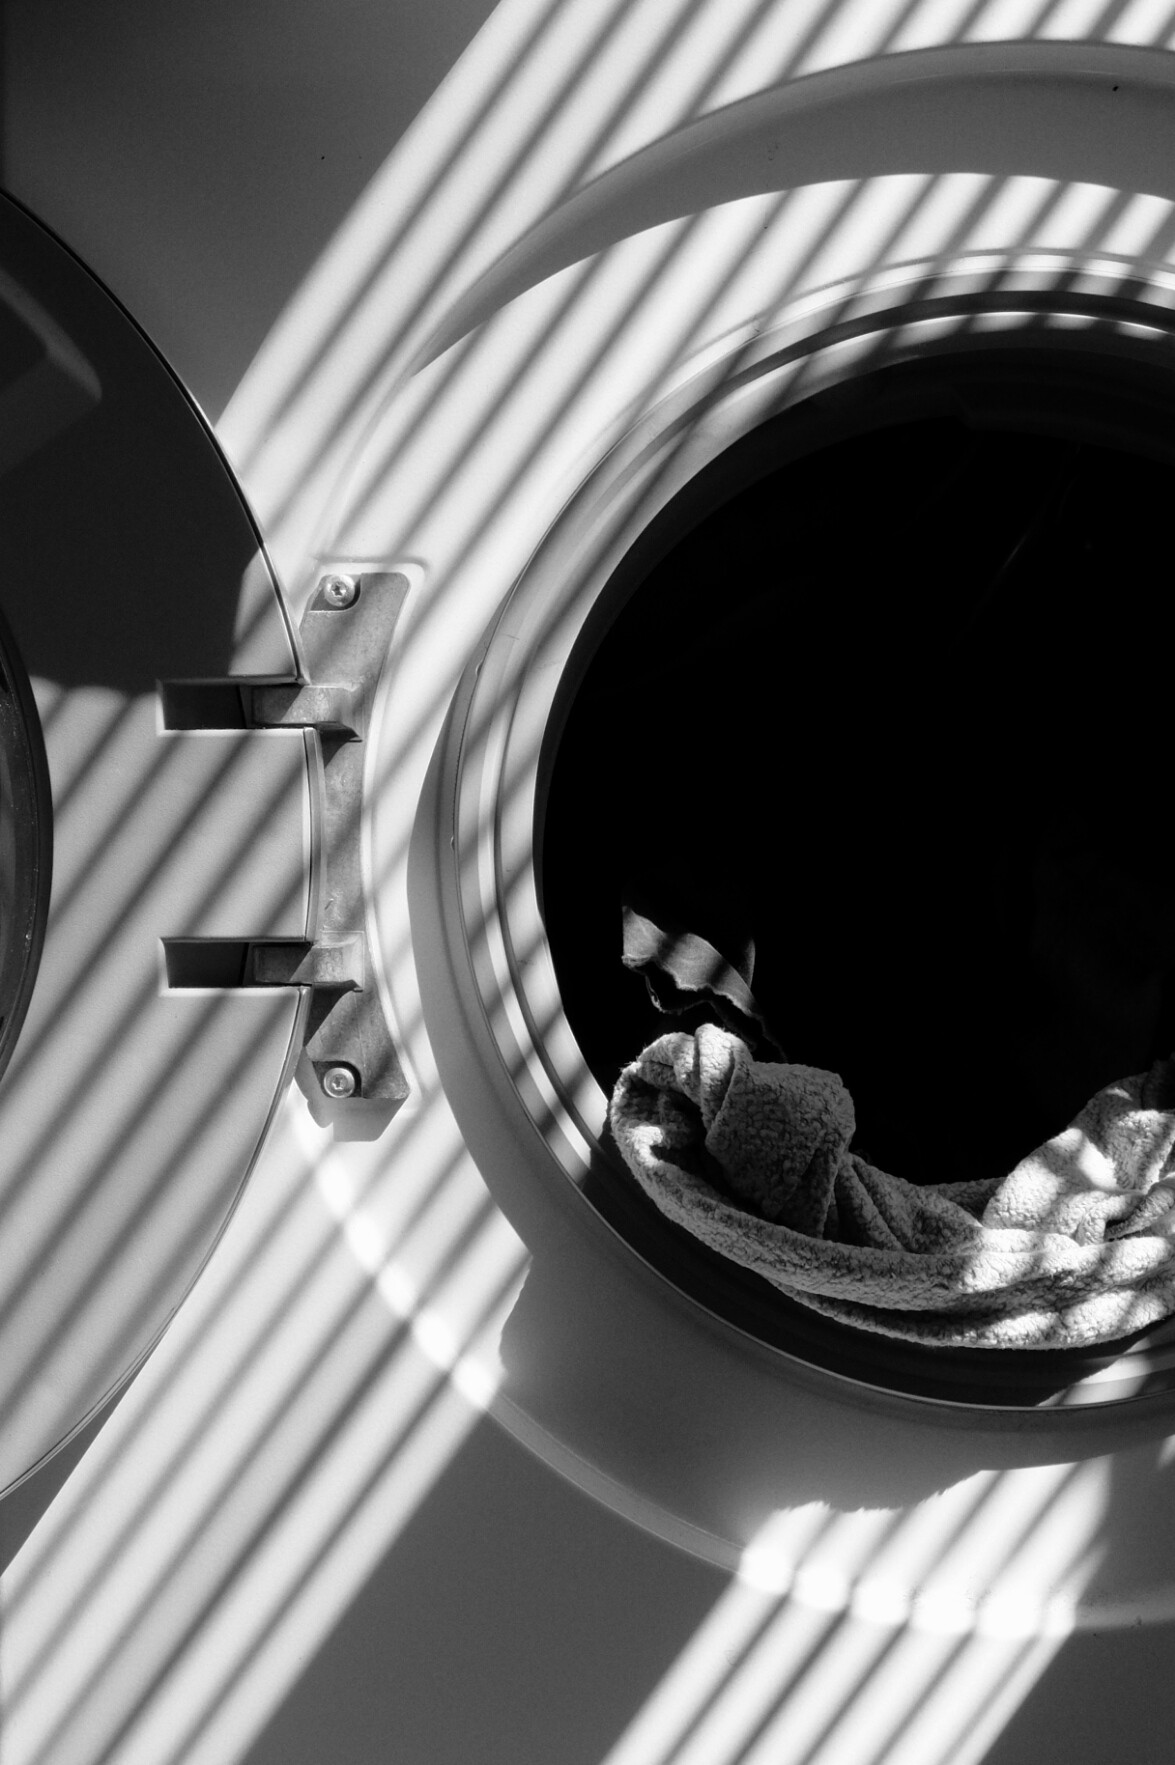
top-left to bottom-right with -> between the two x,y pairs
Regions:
9,4 -> 1175,1765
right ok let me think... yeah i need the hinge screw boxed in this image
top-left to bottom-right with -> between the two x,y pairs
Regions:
320,574 -> 358,609
321,1063 -> 358,1099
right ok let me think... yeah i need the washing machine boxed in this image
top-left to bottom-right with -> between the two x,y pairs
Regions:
6,5 -> 1175,1763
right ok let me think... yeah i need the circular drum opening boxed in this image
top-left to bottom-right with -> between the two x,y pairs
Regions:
544,351 -> 1175,1181
536,346 -> 1175,1400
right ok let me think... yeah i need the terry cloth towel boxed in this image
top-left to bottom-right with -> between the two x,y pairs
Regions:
609,1024 -> 1175,1348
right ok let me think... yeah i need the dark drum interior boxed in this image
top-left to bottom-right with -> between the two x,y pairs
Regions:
540,351 -> 1175,1190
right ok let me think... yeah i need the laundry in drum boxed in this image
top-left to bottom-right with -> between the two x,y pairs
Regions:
610,905 -> 1175,1352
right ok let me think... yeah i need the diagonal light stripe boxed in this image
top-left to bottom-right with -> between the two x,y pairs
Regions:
11,9 -> 1175,1765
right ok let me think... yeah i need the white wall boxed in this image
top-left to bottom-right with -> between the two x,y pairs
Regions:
3,0 -> 500,420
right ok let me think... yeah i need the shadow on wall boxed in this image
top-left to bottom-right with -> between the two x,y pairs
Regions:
13,6 -> 1175,1763
225,1343 -> 1175,1765
237,1411 -> 730,1765
982,1447 -> 1175,1765
2,0 -> 504,422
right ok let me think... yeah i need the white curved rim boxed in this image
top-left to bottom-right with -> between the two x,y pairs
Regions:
437,253 -> 1175,1410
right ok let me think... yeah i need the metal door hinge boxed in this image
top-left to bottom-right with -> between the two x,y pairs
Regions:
258,570 -> 410,1122
163,571 -> 411,1129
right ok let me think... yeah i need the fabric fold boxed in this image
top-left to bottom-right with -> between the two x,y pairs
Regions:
609,1023 -> 1175,1348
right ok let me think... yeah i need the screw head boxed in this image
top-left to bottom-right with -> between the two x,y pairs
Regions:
321,1063 -> 358,1099
320,574 -> 358,609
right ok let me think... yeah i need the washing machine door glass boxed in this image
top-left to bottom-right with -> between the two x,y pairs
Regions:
0,193 -> 317,1496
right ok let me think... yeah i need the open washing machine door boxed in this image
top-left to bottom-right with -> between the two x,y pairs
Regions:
0,191 -> 411,1496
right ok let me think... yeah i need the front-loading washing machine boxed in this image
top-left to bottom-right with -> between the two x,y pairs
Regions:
7,6 -> 1175,1763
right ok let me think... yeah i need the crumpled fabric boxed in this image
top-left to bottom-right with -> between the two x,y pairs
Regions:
608,1023 -> 1175,1348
